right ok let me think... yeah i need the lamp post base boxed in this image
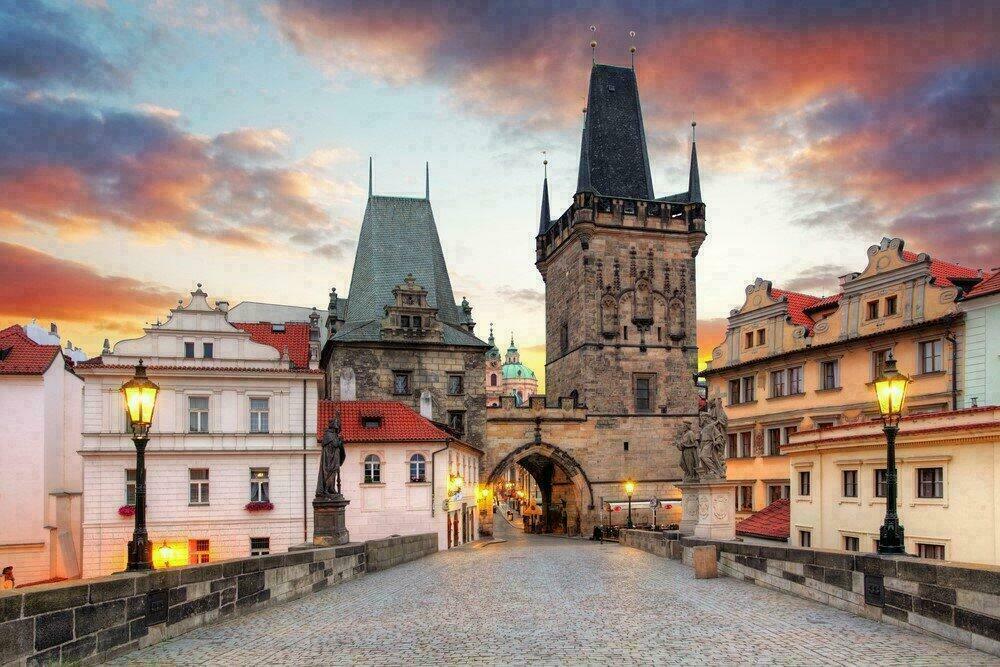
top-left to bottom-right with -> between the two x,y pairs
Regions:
126,537 -> 153,571
877,522 -> 906,555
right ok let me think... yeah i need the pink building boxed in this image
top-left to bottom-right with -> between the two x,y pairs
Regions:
318,400 -> 482,550
484,328 -> 538,407
0,325 -> 84,586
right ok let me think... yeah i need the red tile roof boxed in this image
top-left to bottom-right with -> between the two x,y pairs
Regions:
0,325 -> 62,375
317,400 -> 453,443
736,499 -> 789,541
901,250 -> 981,286
802,293 -> 843,313
770,289 -> 823,328
965,271 -> 1000,299
231,322 -> 312,368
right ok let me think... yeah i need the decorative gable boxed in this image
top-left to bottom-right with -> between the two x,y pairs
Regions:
381,274 -> 444,342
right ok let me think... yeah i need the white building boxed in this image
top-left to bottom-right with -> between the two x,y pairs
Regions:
961,272 -> 1000,408
318,400 -> 482,550
76,286 -> 323,577
0,324 -> 84,585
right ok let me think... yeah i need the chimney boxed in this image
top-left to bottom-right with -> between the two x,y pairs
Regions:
216,300 -> 229,313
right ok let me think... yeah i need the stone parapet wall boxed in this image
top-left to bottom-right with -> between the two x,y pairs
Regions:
620,530 -> 1000,657
365,533 -> 438,572
1,533 -> 438,666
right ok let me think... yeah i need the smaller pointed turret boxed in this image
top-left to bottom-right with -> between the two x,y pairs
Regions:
687,122 -> 701,204
368,156 -> 373,197
538,160 -> 551,234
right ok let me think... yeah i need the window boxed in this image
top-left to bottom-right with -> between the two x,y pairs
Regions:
622,325 -> 628,340
184,341 -> 195,358
189,539 -> 210,564
250,468 -> 269,502
872,349 -> 890,380
815,420 -> 837,429
798,471 -> 811,496
770,370 -> 786,397
249,398 -> 269,433
560,322 -> 569,353
736,485 -> 753,512
885,295 -> 897,316
634,377 -> 651,412
447,410 -> 465,435
874,469 -> 887,498
412,316 -> 422,329
821,360 -> 840,390
768,484 -> 789,504
409,454 -> 427,482
657,327 -> 662,342
393,371 -> 411,395
919,340 -> 943,374
917,543 -> 945,560
744,331 -> 753,349
189,396 -> 209,433
799,530 -> 812,548
250,537 -> 270,557
125,469 -> 136,506
203,342 -> 213,359
756,329 -> 766,346
917,467 -> 944,498
739,432 -> 752,458
272,324 -> 286,333
843,536 -> 860,552
448,374 -> 465,396
490,373 -> 497,387
727,433 -> 738,459
400,315 -> 411,328
729,379 -> 741,404
728,376 -> 755,405
189,469 -> 209,505
766,428 -> 782,456
866,300 -> 879,320
361,416 -> 382,429
742,376 -> 755,402
842,470 -> 858,498
363,455 -> 382,484
788,366 -> 803,394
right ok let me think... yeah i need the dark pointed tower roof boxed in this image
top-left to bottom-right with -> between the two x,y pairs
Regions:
687,123 -> 702,204
538,162 -> 551,234
576,63 -> 654,200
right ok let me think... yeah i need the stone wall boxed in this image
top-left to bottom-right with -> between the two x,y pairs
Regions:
1,534 -> 437,666
620,530 -> 1000,657
364,533 -> 438,572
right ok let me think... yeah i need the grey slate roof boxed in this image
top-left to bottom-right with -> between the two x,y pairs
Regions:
334,194 -> 486,348
577,64 -> 654,200
538,176 -> 551,234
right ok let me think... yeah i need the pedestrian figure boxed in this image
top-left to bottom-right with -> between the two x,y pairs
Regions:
2,566 -> 14,590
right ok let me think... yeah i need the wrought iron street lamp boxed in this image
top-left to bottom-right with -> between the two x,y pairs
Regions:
120,360 -> 159,571
623,479 -> 636,529
873,352 -> 909,555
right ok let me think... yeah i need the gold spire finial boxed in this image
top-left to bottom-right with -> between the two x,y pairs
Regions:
589,25 -> 597,63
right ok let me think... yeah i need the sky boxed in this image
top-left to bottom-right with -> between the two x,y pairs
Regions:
1,0 -> 997,390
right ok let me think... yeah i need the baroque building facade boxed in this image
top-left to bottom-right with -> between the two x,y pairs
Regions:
702,238 -> 987,521
484,328 -> 538,407
321,169 -> 489,448
485,62 -> 705,535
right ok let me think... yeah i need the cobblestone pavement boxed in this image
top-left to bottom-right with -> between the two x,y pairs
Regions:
111,519 -> 997,666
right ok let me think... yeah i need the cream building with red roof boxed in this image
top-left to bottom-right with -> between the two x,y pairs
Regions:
703,237 -> 991,526
0,324 -> 84,586
316,400 -> 482,550
75,286 -> 324,577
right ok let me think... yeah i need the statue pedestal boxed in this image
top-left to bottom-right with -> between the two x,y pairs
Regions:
676,480 -> 739,541
313,496 -> 350,546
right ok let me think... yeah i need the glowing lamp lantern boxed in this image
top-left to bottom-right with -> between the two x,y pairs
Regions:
874,352 -> 910,427
157,542 -> 175,568
623,479 -> 636,529
121,360 -> 159,438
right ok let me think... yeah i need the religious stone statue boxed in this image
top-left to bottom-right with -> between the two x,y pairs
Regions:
675,421 -> 700,482
697,409 -> 727,480
316,417 -> 346,498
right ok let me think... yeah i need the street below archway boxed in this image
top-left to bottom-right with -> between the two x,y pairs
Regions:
111,520 -> 995,665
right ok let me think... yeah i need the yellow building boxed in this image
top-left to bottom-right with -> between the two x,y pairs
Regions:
702,238 -> 987,522
783,406 -> 1000,564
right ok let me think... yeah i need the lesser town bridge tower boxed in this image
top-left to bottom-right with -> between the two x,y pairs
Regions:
485,62 -> 707,535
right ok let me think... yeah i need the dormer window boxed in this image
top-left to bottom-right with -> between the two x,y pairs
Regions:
0,346 -> 11,362
361,416 -> 382,429
401,315 -> 411,328
412,316 -> 422,329
272,324 -> 285,333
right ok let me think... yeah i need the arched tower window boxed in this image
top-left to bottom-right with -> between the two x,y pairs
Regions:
490,373 -> 498,386
363,455 -> 381,484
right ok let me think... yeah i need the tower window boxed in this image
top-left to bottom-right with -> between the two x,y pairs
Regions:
622,325 -> 628,340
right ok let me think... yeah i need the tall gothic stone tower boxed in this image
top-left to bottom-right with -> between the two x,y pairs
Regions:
537,63 -> 705,416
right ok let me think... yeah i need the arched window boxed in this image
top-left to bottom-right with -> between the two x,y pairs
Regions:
490,373 -> 498,386
409,454 -> 426,482
363,455 -> 381,484
570,389 -> 580,407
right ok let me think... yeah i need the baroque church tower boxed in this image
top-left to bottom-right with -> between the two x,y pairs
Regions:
537,63 -> 705,416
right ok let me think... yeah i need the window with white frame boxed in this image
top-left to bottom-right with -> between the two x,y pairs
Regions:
364,455 -> 382,484
250,398 -> 269,433
788,366 -> 803,394
917,543 -> 945,560
189,396 -> 209,433
820,360 -> 840,390
917,467 -> 944,498
250,468 -> 269,502
770,369 -> 786,397
766,428 -> 781,456
409,454 -> 427,482
728,376 -> 755,405
189,468 -> 209,504
250,537 -> 270,556
842,470 -> 858,498
918,339 -> 943,374
125,468 -> 136,506
189,539 -> 210,564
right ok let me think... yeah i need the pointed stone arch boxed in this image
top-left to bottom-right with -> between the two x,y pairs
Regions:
487,441 -> 595,510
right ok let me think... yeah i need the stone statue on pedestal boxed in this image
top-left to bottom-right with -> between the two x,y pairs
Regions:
316,417 -> 346,498
675,421 -> 700,482
675,397 -> 737,540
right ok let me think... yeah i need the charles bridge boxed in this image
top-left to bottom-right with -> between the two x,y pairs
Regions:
2,519 -> 998,665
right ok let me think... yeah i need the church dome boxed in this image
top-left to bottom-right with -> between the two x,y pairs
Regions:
502,362 -> 536,380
